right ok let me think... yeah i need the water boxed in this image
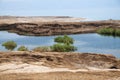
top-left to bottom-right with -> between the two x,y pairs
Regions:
0,31 -> 120,58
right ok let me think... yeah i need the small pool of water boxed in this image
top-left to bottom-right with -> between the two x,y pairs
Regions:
0,31 -> 120,58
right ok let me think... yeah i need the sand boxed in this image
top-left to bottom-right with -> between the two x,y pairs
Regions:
0,63 -> 120,74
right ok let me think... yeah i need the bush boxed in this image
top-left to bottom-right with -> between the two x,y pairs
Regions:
97,28 -> 120,37
2,41 -> 17,51
51,44 -> 76,52
97,28 -> 113,35
115,29 -> 120,36
54,35 -> 73,45
51,44 -> 65,52
18,46 -> 28,51
51,35 -> 77,52
33,46 -> 51,52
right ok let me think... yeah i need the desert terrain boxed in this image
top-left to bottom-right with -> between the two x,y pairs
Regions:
0,16 -> 120,80
0,51 -> 120,80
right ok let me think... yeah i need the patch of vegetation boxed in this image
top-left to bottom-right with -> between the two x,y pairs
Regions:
1,35 -> 77,52
97,27 -> 120,37
115,29 -> 120,36
33,46 -> 51,52
18,46 -> 28,51
54,35 -> 73,45
51,43 -> 76,52
2,41 -> 17,51
51,35 -> 77,52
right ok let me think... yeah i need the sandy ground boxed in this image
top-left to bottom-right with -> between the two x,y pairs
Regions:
0,63 -> 120,74
0,63 -> 120,80
0,52 -> 120,80
0,70 -> 120,80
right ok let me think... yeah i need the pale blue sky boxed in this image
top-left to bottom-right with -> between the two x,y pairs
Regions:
0,0 -> 120,20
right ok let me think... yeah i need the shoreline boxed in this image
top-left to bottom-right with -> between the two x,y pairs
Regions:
0,16 -> 120,36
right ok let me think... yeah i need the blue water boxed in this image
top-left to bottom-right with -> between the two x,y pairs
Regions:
0,31 -> 120,58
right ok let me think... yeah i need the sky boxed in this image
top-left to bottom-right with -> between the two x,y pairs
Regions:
0,0 -> 120,20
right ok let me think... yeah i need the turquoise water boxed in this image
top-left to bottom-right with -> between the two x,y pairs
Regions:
0,31 -> 120,58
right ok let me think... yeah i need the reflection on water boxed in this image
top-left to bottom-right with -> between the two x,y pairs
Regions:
0,31 -> 120,58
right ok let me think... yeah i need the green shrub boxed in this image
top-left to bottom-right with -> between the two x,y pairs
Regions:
54,35 -> 73,45
115,29 -> 120,36
2,41 -> 17,51
97,28 -> 120,37
51,44 -> 65,52
51,44 -> 77,52
33,46 -> 51,52
51,35 -> 77,52
97,28 -> 113,35
18,46 -> 28,51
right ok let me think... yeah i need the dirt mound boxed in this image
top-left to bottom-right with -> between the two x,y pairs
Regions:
0,52 -> 120,69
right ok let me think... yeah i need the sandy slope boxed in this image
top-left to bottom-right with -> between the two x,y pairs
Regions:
0,63 -> 120,80
0,51 -> 120,80
0,51 -> 120,73
0,63 -> 120,74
